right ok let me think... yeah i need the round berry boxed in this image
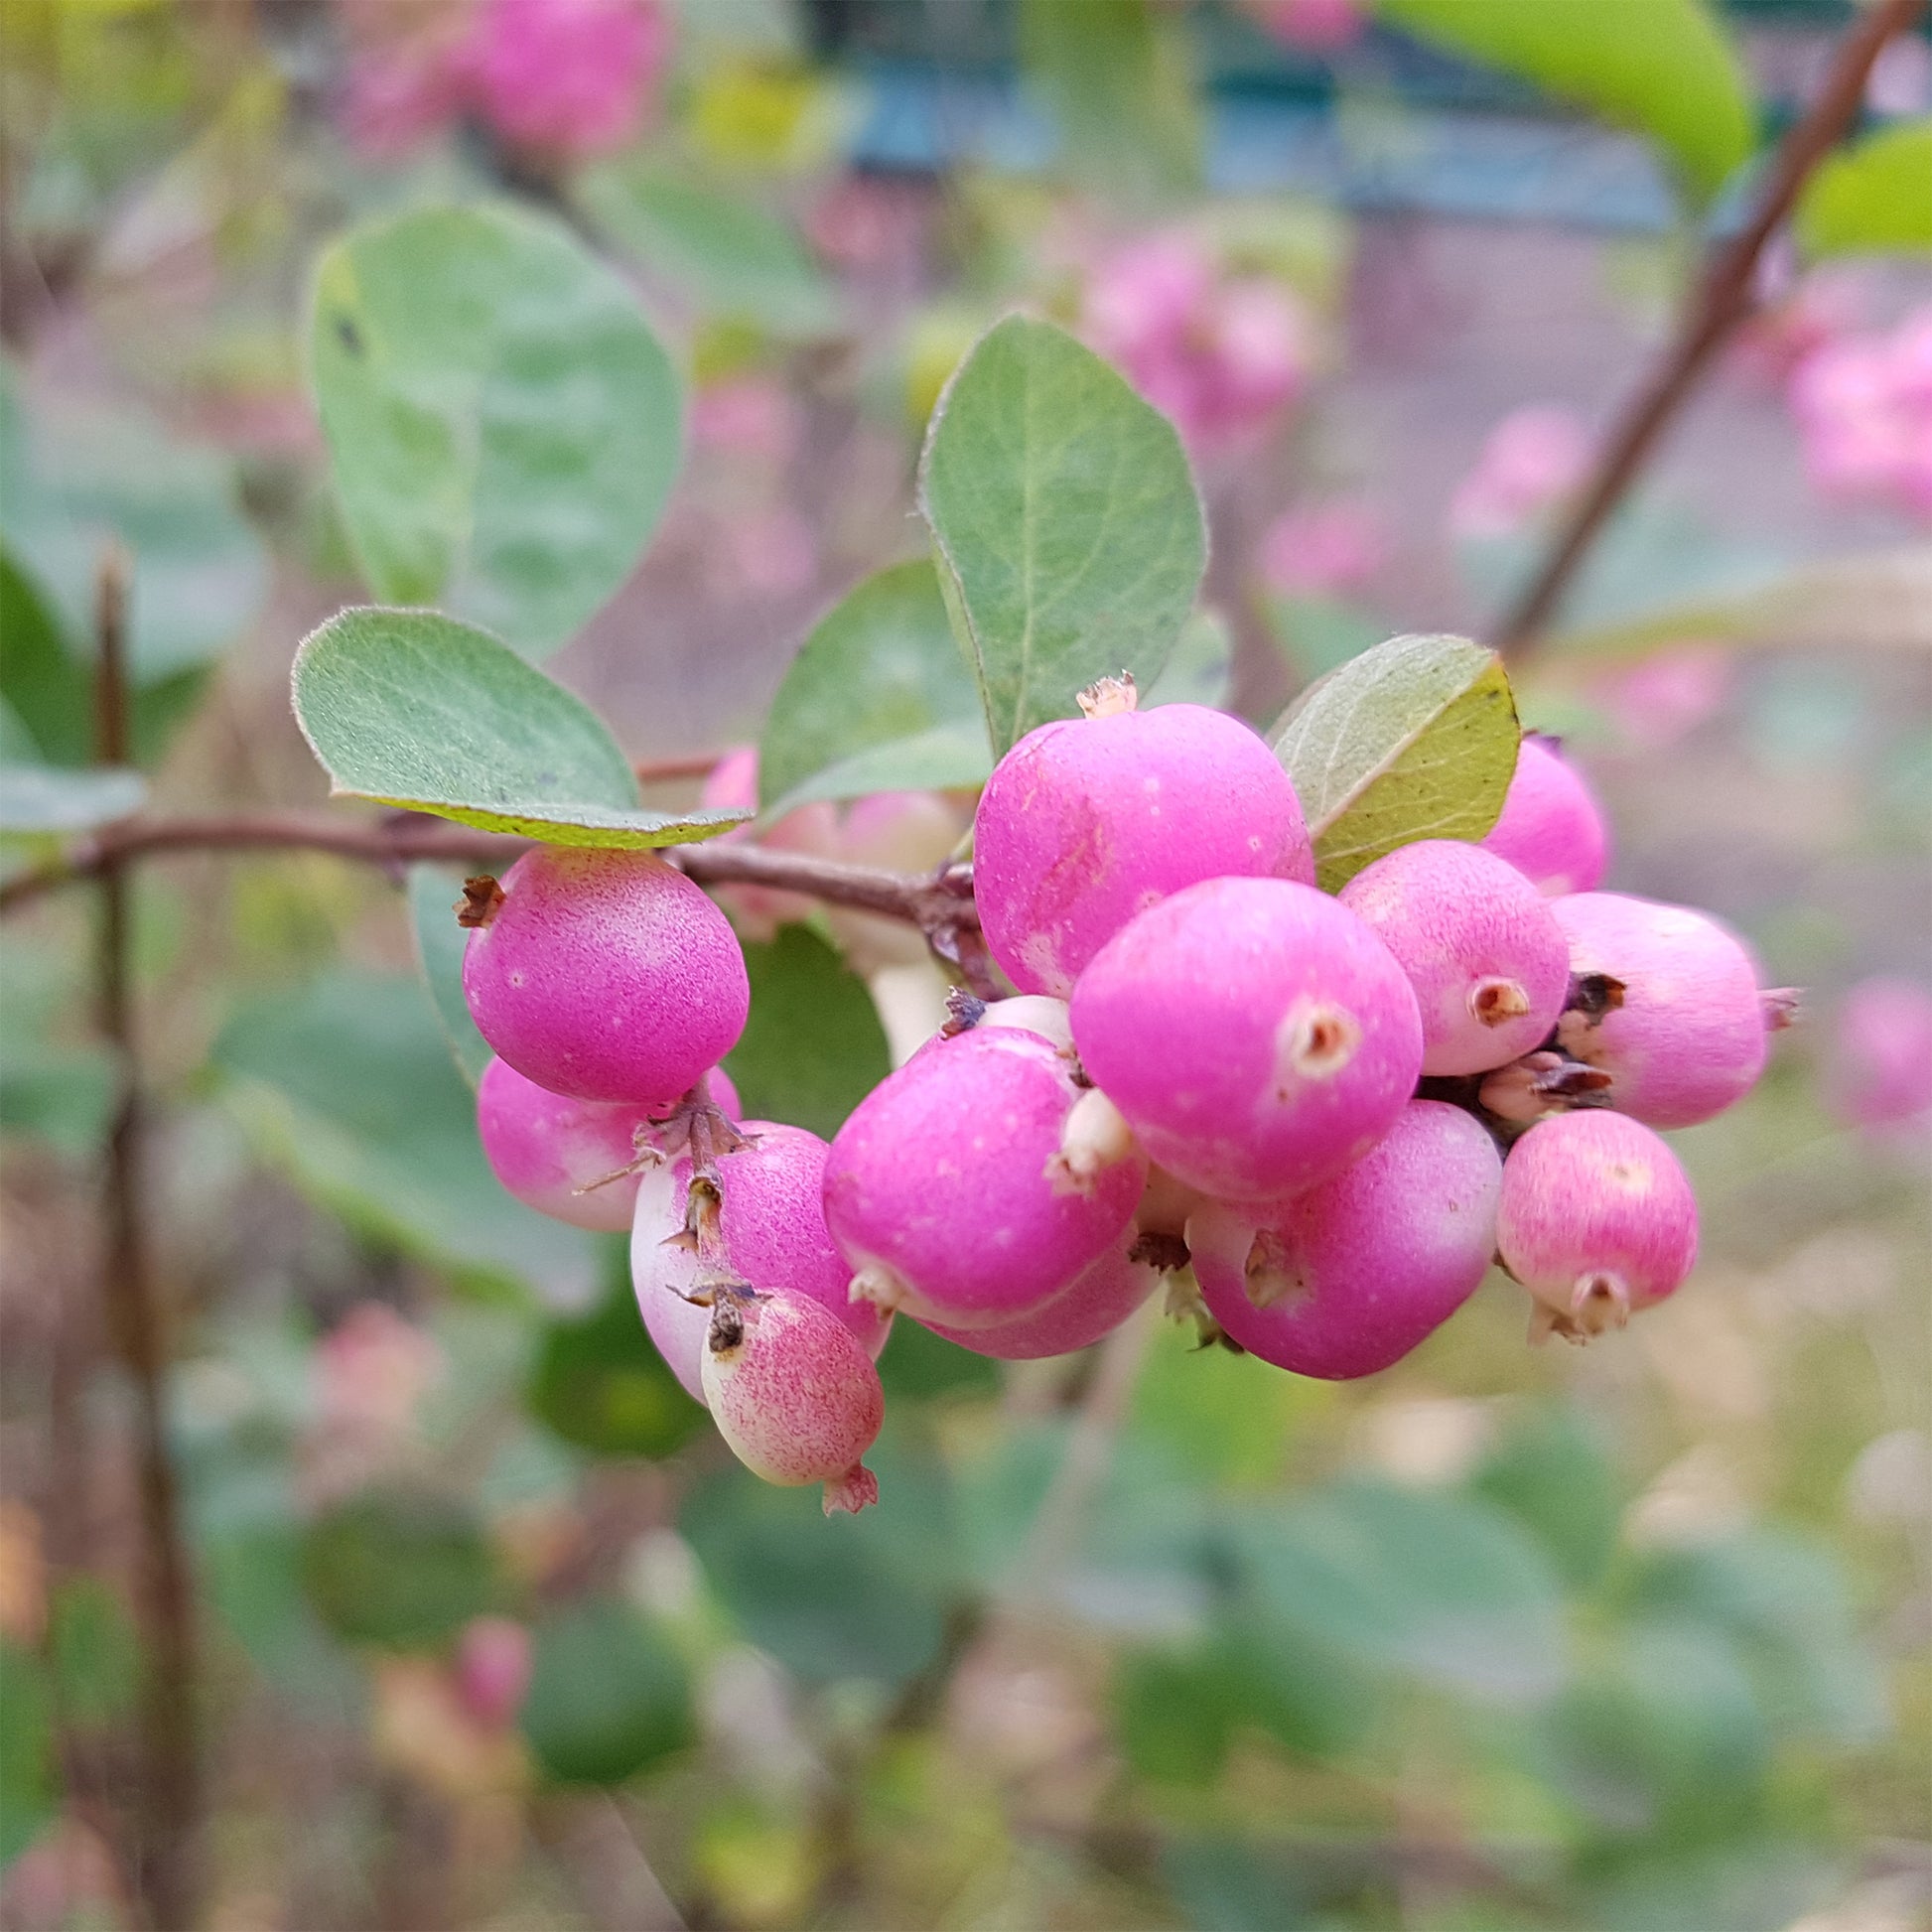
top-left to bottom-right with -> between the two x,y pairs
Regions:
1189,1100 -> 1501,1378
1069,877 -> 1424,1203
973,692 -> 1314,998
1553,892 -> 1769,1128
462,847 -> 749,1104
923,1228 -> 1160,1360
1339,840 -> 1571,1076
1480,736 -> 1609,897
823,1028 -> 1146,1328
1498,1109 -> 1698,1338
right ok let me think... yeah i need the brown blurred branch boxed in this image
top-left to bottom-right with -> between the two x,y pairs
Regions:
1497,0 -> 1929,657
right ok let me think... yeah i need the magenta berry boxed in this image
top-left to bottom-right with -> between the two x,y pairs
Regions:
462,847 -> 749,1104
823,1027 -> 1146,1328
632,1121 -> 890,1404
1069,877 -> 1423,1204
1480,736 -> 1610,897
478,1058 -> 740,1232
924,1228 -> 1159,1360
701,1289 -> 885,1515
1189,1100 -> 1500,1377
1339,840 -> 1571,1076
1497,1109 -> 1698,1339
972,686 -> 1314,998
1553,892 -> 1769,1128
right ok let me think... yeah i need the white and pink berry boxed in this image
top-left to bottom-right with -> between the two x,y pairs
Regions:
1480,736 -> 1610,897
924,1226 -> 1161,1360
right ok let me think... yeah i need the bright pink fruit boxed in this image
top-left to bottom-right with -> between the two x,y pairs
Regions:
1497,1109 -> 1698,1338
973,695 -> 1314,999
823,1028 -> 1146,1328
701,1290 -> 884,1515
631,1121 -> 889,1405
462,847 -> 749,1105
924,1228 -> 1159,1360
1480,737 -> 1610,897
478,1058 -> 739,1231
1069,877 -> 1424,1203
1189,1099 -> 1501,1378
1553,893 -> 1769,1128
462,0 -> 669,159
1339,840 -> 1571,1076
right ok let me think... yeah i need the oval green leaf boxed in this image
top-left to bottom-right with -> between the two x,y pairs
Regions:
309,202 -> 682,659
407,863 -> 494,1088
1796,118 -> 1932,261
759,560 -> 993,818
1270,631 -> 1519,892
918,315 -> 1207,757
292,608 -> 745,846
0,763 -> 145,833
522,1598 -> 695,1785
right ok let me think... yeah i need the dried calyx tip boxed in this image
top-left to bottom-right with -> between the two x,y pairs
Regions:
940,988 -> 988,1037
1761,987 -> 1802,1033
456,875 -> 505,929
1076,671 -> 1139,719
1278,1000 -> 1361,1082
1469,976 -> 1532,1027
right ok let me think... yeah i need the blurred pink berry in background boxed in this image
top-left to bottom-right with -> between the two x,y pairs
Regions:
690,377 -> 804,468
1082,233 -> 1311,453
1788,307 -> 1932,522
1731,262 -> 1864,389
1864,32 -> 1932,115
1257,498 -> 1386,597
1596,644 -> 1736,750
1244,0 -> 1367,53
1449,404 -> 1593,539
341,46 -> 467,158
700,746 -> 841,938
1828,976 -> 1932,1134
315,1304 -> 443,1442
455,1616 -> 534,1730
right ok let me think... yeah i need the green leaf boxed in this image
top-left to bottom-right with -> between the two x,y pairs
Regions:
0,1642 -> 56,1866
1796,118 -> 1932,261
0,761 -> 144,832
1373,0 -> 1755,206
1114,1647 -> 1236,1787
48,1577 -> 141,1729
1270,632 -> 1520,892
918,315 -> 1207,757
759,561 -> 992,819
1144,607 -> 1234,711
1471,1401 -> 1624,1591
407,864 -> 493,1089
576,164 -> 840,338
0,543 -> 87,765
292,608 -> 745,847
308,202 -> 682,657
522,1597 -> 695,1785
876,1318 -> 1002,1403
300,1490 -> 498,1648
724,924 -> 892,1140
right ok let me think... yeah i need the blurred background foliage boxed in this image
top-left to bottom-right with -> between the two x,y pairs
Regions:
0,0 -> 1929,1927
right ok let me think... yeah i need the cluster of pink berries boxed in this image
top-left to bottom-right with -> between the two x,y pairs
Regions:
1788,304 -> 1932,524
456,683 -> 1788,1516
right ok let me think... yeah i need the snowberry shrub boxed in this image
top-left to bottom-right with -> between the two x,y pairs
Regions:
701,1289 -> 885,1515
823,1026 -> 1147,1327
1497,1108 -> 1699,1339
631,1122 -> 890,1405
477,1056 -> 740,1232
462,846 -> 750,1104
1188,1099 -> 1502,1377
972,679 -> 1314,998
1553,892 -> 1769,1128
1338,839 -> 1571,1076
1069,876 -> 1424,1203
1479,736 -> 1610,897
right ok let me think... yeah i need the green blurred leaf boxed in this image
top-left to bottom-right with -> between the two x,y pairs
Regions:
309,202 -> 682,657
0,542 -> 86,765
724,924 -> 892,1139
577,165 -> 840,337
1264,595 -> 1389,687
48,1578 -> 141,1730
1796,118 -> 1932,261
300,1489 -> 498,1649
0,1038 -> 114,1158
1145,608 -> 1234,710
0,761 -> 144,832
213,968 -> 598,1300
759,561 -> 992,819
1114,1647 -> 1235,1787
292,608 -> 745,847
0,1642 -> 56,1866
918,315 -> 1207,756
1130,1314 -> 1311,1488
407,863 -> 493,1089
522,1597 -> 695,1785
1471,1402 -> 1623,1590
526,1263 -> 707,1459
1270,632 -> 1519,892
877,1318 -> 1002,1403
1373,0 -> 1755,205
1159,1837 -> 1316,1932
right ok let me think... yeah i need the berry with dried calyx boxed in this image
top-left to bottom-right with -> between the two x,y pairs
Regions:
1480,736 -> 1610,897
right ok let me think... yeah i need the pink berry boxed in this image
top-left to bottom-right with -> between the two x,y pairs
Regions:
1339,840 -> 1571,1076
1497,1109 -> 1698,1339
1828,975 -> 1932,1131
1069,877 -> 1424,1204
462,0 -> 669,160
923,1228 -> 1160,1360
478,1058 -> 739,1232
1479,737 -> 1610,897
973,688 -> 1314,999
1553,893 -> 1769,1129
701,1290 -> 884,1515
1189,1100 -> 1502,1378
631,1122 -> 889,1405
823,1028 -> 1146,1328
699,746 -> 842,938
462,847 -> 749,1104
454,1616 -> 533,1730
977,995 -> 1074,1053
826,788 -> 968,973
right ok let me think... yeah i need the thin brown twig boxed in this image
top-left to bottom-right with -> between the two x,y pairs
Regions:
1496,0 -> 1928,657
632,751 -> 729,784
